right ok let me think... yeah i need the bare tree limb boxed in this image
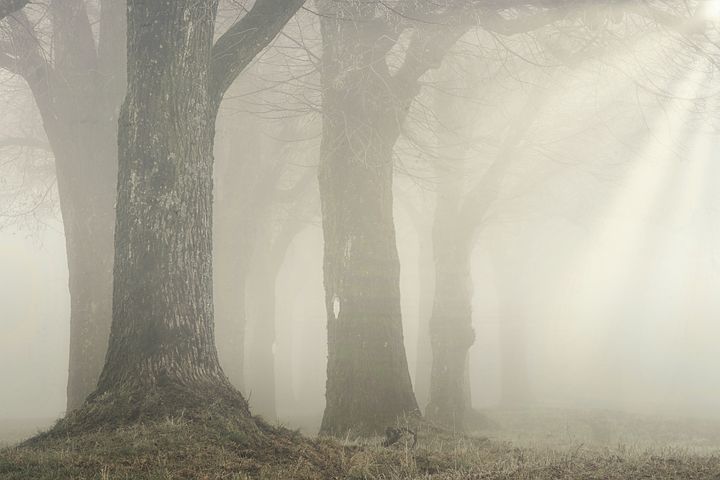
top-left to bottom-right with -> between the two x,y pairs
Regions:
209,0 -> 305,108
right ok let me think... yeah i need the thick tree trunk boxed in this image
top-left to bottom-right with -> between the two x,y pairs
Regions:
90,1 -> 243,420
317,99 -> 418,436
316,2 -> 420,436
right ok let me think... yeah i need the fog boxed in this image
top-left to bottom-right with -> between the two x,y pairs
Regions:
2,0 -> 720,451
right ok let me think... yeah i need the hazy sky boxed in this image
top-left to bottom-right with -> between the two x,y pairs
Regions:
0,224 -> 68,419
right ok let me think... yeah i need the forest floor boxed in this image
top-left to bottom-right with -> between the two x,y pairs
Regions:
2,407 -> 720,479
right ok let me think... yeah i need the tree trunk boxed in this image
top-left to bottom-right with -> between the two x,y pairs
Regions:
426,235 -> 475,429
316,2 -> 420,436
317,92 -> 418,436
54,126 -> 117,411
425,162 -> 475,428
89,0 -> 243,421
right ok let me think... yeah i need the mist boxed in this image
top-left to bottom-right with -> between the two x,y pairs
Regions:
2,0 -> 720,478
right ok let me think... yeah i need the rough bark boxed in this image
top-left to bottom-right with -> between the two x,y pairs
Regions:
52,0 -> 304,429
94,0 -> 230,402
317,10 -> 419,434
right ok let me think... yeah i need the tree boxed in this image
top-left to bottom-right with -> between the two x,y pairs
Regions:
425,64 -> 558,428
55,0 -> 304,429
313,0 -> 610,436
246,195 -> 314,419
315,0 -> 464,436
422,4 -> 666,425
1,0 -> 126,411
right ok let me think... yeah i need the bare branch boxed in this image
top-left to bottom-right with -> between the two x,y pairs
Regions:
209,0 -> 305,109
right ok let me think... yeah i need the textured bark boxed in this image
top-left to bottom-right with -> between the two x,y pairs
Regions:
77,0 -> 302,427
314,0 -> 472,435
317,8 -> 419,434
318,122 -> 419,435
95,0 -> 229,400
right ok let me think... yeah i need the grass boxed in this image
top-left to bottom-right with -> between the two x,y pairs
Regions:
2,408 -> 720,479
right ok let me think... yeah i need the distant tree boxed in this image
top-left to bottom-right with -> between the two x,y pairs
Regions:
246,189 -> 315,419
314,0 -> 561,436
315,0 -> 465,436
0,0 -> 126,411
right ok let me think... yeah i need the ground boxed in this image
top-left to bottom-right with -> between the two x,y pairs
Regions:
2,408 -> 720,479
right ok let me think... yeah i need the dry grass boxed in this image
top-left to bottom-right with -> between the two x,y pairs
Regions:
2,408 -> 720,479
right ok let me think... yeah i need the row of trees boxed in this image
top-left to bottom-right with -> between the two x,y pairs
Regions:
0,0 -> 707,436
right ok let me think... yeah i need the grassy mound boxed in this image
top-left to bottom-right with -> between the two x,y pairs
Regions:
0,415 -> 350,479
3,409 -> 720,479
